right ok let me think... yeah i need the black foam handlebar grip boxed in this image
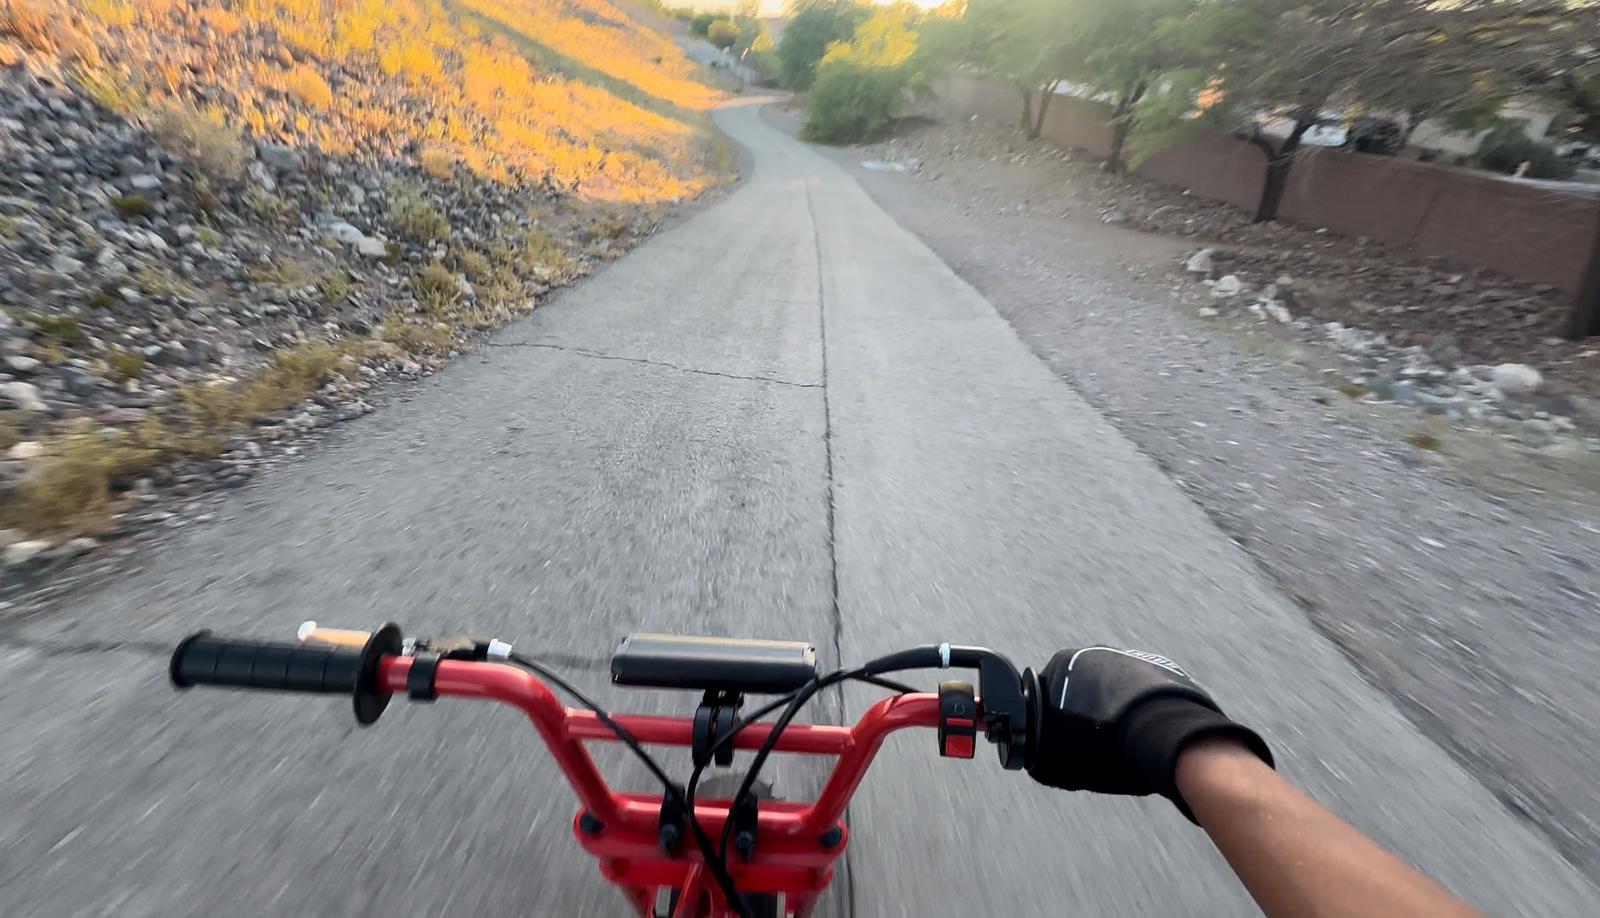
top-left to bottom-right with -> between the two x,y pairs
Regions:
170,631 -> 363,694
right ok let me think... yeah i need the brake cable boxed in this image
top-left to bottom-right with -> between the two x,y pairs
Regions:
693,669 -> 919,863
506,651 -> 919,916
707,651 -> 951,861
507,652 -> 753,917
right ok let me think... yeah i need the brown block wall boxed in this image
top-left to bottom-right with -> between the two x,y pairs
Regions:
932,76 -> 1600,293
1282,150 -> 1598,291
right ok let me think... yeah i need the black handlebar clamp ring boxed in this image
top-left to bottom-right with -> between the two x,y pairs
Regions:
354,623 -> 403,725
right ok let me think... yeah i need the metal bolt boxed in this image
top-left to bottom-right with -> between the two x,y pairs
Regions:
579,812 -> 604,835
818,826 -> 843,848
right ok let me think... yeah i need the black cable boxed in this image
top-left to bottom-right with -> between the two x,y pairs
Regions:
712,653 -> 939,860
507,653 -> 753,918
717,676 -> 830,859
508,651 -> 926,914
682,671 -> 919,866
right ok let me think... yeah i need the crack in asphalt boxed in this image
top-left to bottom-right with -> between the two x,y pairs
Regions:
803,174 -> 857,918
484,341 -> 822,389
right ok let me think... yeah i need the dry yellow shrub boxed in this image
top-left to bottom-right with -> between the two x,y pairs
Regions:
5,0 -> 102,65
2,421 -> 161,534
63,0 -> 726,202
378,38 -> 443,84
80,0 -> 136,28
151,103 -> 249,182
420,146 -> 456,179
287,64 -> 334,108
200,7 -> 245,37
0,0 -> 55,50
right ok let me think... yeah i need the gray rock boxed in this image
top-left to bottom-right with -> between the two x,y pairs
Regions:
1184,249 -> 1214,275
1500,400 -> 1535,420
1531,392 -> 1578,417
129,174 -> 163,191
5,354 -> 41,374
257,143 -> 303,172
1414,392 -> 1460,416
1390,380 -> 1418,405
1264,276 -> 1295,305
356,236 -> 388,258
50,253 -> 85,275
6,441 -> 44,461
1197,306 -> 1219,318
3,539 -> 53,568
1491,363 -> 1543,398
326,221 -> 367,245
60,367 -> 100,396
1101,210 -> 1128,225
0,380 -> 47,412
247,161 -> 276,191
1426,334 -> 1461,368
1211,274 -> 1246,298
53,536 -> 97,559
99,406 -> 148,424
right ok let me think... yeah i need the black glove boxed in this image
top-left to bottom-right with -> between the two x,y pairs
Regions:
1027,647 -> 1272,821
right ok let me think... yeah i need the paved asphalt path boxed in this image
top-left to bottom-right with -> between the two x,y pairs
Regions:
4,97 -> 1596,916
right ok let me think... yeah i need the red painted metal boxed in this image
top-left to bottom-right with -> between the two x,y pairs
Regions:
671,864 -> 704,918
377,657 -> 946,916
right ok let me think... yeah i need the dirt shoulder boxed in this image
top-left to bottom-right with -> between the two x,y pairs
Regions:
771,104 -> 1600,883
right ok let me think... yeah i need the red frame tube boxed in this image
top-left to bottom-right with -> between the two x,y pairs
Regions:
379,658 -> 947,917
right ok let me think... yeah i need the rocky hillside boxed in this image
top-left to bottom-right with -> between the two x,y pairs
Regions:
0,0 -> 727,576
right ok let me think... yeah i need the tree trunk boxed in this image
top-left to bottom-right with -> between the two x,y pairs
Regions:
1109,119 -> 1132,174
1107,81 -> 1146,174
1019,86 -> 1036,139
1250,120 -> 1311,223
1568,209 -> 1600,338
1031,81 -> 1058,140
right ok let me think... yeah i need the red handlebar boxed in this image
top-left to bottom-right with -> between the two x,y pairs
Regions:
379,656 -> 943,840
170,629 -> 975,918
376,655 -> 947,916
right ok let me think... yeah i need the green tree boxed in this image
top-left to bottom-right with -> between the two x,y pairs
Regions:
707,18 -> 741,50
803,4 -> 922,142
688,11 -> 718,38
1068,0 -> 1196,172
729,13 -> 768,56
923,0 -> 1098,141
1134,0 -> 1579,222
777,0 -> 869,90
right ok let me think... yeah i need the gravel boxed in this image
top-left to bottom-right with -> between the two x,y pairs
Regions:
0,49 -> 659,584
842,112 -> 1600,399
800,110 -> 1600,883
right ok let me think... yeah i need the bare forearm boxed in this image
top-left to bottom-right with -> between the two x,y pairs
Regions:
1176,737 -> 1481,918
